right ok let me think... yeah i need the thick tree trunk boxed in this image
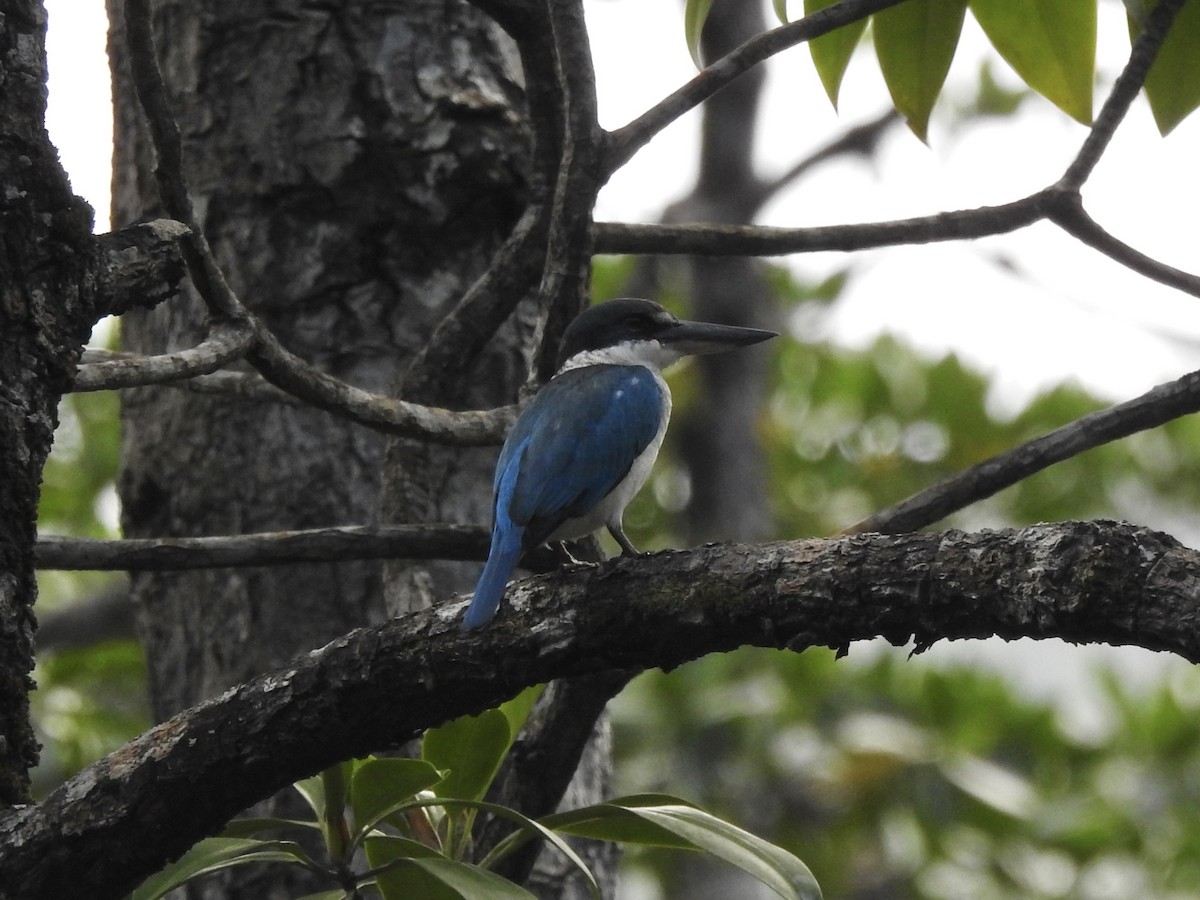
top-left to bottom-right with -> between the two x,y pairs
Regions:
109,0 -> 527,894
0,0 -> 97,806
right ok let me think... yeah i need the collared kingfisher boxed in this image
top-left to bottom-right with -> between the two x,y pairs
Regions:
462,297 -> 776,630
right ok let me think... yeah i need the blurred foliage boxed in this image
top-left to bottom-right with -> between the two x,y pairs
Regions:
612,648 -> 1200,900
618,260 -> 1200,549
132,691 -> 821,900
31,640 -> 147,798
33,320 -> 151,797
597,257 -> 1200,899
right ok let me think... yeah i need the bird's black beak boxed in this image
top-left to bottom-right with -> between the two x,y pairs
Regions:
664,319 -> 778,355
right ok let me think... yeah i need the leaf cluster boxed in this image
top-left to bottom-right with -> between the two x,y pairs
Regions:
613,647 -> 1200,898
684,0 -> 1200,137
128,687 -> 821,900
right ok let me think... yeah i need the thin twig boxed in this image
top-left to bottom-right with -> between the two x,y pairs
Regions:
745,109 -> 900,217
531,1 -> 607,383
844,369 -> 1200,535
603,0 -> 910,173
123,0 -> 247,322
1045,190 -> 1200,299
249,327 -> 516,443
71,320 -> 256,391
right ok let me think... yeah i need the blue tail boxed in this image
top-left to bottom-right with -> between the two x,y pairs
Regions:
463,523 -> 524,631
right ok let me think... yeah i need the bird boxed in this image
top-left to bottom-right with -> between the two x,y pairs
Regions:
462,297 -> 777,631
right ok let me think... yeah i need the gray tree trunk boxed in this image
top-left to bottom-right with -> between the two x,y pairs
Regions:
110,0 -> 530,895
627,0 -> 776,546
0,0 -> 98,807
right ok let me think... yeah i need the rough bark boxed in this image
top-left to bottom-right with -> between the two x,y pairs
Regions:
2,520 -> 1196,899
0,0 -> 98,805
108,0 -> 527,895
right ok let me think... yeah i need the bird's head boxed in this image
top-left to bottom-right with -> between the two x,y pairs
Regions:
557,298 -> 777,373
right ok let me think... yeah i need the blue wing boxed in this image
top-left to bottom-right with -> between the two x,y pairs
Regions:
498,364 -> 663,549
463,365 -> 662,630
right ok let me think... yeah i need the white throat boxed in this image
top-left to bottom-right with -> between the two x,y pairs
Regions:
558,339 -> 685,375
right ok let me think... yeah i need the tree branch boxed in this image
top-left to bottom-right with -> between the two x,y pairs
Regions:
247,328 -> 517,444
1044,190 -> 1200,299
34,525 -> 553,573
92,219 -> 189,317
77,354 -> 303,405
70,319 -> 256,392
34,584 -> 135,652
593,194 -> 1048,255
4,521 -> 1198,898
744,108 -> 900,218
845,368 -> 1200,535
603,0 -> 911,173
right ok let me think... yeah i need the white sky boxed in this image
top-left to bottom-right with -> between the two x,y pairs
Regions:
43,1 -> 1200,714
587,0 -> 1200,408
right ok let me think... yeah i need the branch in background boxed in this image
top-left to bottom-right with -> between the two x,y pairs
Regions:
34,524 -> 557,573
531,1 -> 607,383
745,109 -> 900,218
6,521 -> 1199,898
603,0 -> 910,173
80,352 -> 304,404
1045,191 -> 1200,299
248,328 -> 516,444
123,0 -> 244,321
594,194 -> 1048,256
71,319 -> 256,391
401,0 -> 564,396
845,368 -> 1200,535
35,584 -> 135,652
92,219 -> 189,317
480,671 -> 635,883
1058,0 -> 1190,192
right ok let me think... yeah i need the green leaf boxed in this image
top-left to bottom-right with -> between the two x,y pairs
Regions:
438,799 -> 599,897
542,793 -> 700,848
220,817 -> 322,838
970,0 -> 1094,124
874,0 -> 969,140
364,834 -> 445,900
805,0 -> 869,107
129,838 -> 326,900
351,757 -> 445,832
422,708 -> 512,803
684,0 -> 716,68
1134,0 -> 1200,134
293,762 -> 348,821
773,0 -> 791,26
546,795 -> 823,900
498,684 -> 544,739
295,892 -> 350,900
367,854 -> 537,900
